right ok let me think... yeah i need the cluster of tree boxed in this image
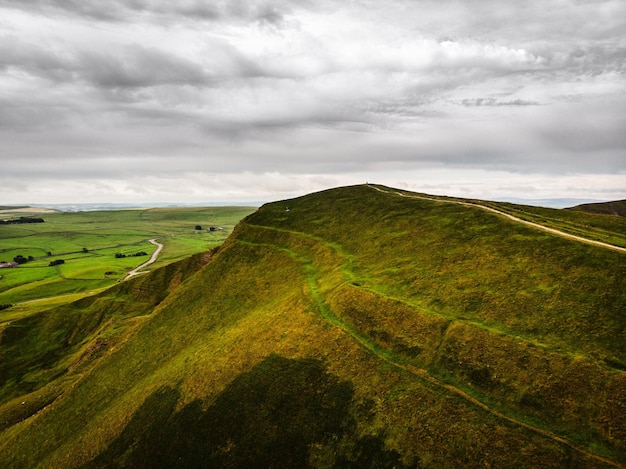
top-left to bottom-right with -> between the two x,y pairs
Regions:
48,259 -> 65,267
0,217 -> 45,225
115,251 -> 148,259
11,255 -> 34,265
196,225 -> 222,232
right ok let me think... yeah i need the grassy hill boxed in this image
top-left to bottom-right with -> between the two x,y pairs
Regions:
0,184 -> 625,468
571,199 -> 626,218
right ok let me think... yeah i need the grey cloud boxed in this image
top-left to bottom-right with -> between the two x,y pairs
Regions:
196,106 -> 376,143
158,2 -> 221,21
1,0 -> 625,204
0,34 -> 265,95
0,0 -> 128,21
459,98 -> 540,107
78,46 -> 210,89
0,0 -> 304,24
537,113 -> 626,158
252,5 -> 285,27
0,97 -> 75,130
0,37 -> 73,82
563,46 -> 626,72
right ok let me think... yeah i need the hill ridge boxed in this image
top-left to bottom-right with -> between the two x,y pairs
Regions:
571,199 -> 626,218
369,184 -> 626,253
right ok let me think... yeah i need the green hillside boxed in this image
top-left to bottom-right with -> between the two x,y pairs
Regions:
1,184 -> 625,468
571,199 -> 626,218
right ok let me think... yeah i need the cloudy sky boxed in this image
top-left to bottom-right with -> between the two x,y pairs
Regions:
1,0 -> 625,206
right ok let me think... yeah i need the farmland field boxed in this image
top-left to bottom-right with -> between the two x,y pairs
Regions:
0,206 -> 256,317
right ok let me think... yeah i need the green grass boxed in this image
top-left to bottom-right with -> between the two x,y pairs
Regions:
0,206 -> 256,310
1,185 -> 625,468
237,185 -> 626,463
249,185 -> 626,363
466,198 -> 626,248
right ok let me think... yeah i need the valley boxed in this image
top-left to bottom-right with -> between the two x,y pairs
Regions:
0,206 -> 256,319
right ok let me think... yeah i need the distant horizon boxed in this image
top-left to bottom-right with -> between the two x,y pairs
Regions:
2,192 -> 614,211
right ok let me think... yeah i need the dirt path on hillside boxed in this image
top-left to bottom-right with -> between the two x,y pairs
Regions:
369,185 -> 626,254
124,239 -> 163,281
345,323 -> 624,468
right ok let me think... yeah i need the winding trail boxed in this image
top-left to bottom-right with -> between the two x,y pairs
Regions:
124,239 -> 163,281
369,185 -> 626,253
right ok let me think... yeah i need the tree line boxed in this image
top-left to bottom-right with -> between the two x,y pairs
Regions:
0,217 -> 45,225
115,251 -> 148,259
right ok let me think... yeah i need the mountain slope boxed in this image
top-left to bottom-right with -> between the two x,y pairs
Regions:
1,184 -> 625,468
571,199 -> 626,218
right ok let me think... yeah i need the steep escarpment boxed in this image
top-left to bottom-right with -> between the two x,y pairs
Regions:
1,185 -> 624,468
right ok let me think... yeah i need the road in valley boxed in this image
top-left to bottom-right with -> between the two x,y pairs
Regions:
124,239 -> 164,281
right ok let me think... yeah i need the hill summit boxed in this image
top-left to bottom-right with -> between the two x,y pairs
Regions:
1,184 -> 625,468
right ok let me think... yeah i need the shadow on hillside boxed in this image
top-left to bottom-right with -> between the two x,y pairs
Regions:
86,354 -> 413,468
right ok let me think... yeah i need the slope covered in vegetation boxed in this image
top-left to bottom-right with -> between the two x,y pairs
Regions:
571,199 -> 626,218
1,184 -> 624,468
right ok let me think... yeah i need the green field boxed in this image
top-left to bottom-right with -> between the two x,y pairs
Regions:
0,206 -> 256,316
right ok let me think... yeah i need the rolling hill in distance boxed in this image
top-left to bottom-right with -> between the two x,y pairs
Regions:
1,184 -> 625,468
571,200 -> 626,218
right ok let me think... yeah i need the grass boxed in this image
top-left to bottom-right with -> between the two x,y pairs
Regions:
1,184 -> 625,468
239,184 -> 626,462
0,206 -> 256,312
464,198 -> 626,248
250,185 -> 626,363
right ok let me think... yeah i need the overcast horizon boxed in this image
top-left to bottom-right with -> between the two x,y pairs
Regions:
1,1 -> 625,205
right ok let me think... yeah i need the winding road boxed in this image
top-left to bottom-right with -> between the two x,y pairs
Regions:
124,239 -> 163,281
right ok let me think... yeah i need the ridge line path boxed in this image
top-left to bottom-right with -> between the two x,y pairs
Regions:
369,185 -> 626,254
124,239 -> 163,281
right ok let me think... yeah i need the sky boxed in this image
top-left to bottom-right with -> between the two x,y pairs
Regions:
1,0 -> 625,206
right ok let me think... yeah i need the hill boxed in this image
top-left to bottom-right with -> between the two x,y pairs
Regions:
570,199 -> 626,218
0,184 -> 625,468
